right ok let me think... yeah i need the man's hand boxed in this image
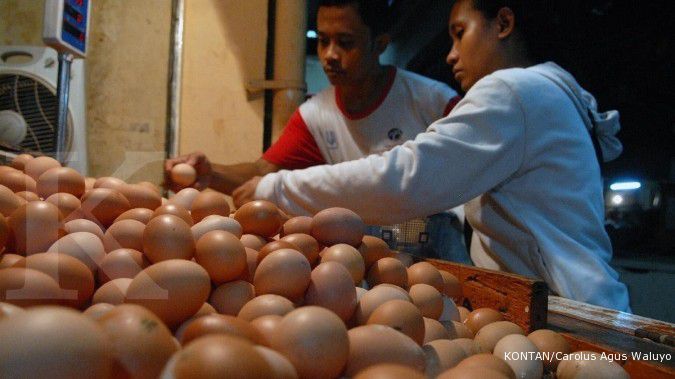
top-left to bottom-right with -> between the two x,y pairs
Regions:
232,176 -> 262,208
164,151 -> 212,192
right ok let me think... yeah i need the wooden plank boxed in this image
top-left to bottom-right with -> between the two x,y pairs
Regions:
549,296 -> 675,346
416,257 -> 548,333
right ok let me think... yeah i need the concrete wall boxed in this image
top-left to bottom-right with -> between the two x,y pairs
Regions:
178,0 -> 268,165
0,0 -> 172,184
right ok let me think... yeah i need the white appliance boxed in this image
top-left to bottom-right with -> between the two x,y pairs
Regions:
0,45 -> 88,174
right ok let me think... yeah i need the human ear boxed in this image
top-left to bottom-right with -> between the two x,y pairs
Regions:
374,34 -> 391,54
496,7 -> 516,39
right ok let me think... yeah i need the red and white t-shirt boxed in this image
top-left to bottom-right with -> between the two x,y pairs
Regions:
263,67 -> 460,168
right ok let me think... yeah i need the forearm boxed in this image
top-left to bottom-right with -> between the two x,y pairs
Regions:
210,160 -> 278,195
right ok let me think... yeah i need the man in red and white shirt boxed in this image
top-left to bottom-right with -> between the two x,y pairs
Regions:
166,0 -> 460,195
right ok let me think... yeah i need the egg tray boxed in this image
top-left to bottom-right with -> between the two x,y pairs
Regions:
416,256 -> 549,333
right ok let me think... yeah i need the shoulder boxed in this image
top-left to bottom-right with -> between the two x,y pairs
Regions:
395,68 -> 456,94
483,65 -> 556,94
300,86 -> 336,114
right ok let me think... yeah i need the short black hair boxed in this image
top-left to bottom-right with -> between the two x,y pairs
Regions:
318,0 -> 392,37
471,0 -> 558,62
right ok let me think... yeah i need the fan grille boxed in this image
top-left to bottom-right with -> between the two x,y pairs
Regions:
0,73 -> 73,154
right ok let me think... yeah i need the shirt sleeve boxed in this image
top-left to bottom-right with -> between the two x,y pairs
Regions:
262,109 -> 326,169
255,76 -> 526,224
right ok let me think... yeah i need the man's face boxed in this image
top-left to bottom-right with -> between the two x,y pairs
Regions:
446,0 -> 502,92
317,4 -> 381,86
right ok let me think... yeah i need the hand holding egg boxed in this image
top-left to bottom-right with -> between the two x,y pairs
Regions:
164,151 -> 212,191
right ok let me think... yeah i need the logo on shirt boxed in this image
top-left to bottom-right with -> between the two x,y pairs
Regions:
325,131 -> 338,149
388,128 -> 403,141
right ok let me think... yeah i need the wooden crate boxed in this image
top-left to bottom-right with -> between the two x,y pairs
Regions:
414,256 -> 549,333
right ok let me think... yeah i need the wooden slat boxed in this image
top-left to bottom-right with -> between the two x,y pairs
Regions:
549,296 -> 675,346
417,256 -> 548,333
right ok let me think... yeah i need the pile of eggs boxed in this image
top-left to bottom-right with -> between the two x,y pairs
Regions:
0,155 -> 631,378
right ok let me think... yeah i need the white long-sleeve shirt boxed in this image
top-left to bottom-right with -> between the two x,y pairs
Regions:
255,62 -> 630,312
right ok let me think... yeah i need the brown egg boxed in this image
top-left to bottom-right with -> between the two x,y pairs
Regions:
137,181 -> 161,195
409,283 -> 443,320
439,270 -> 462,300
354,364 -> 425,379
97,248 -> 148,284
250,315 -> 283,347
195,230 -> 246,283
93,278 -> 132,305
93,176 -> 126,191
170,163 -> 197,187
0,254 -> 25,269
0,214 -> 7,251
254,249 -> 311,302
234,200 -> 282,237
493,335 -> 543,379
367,257 -> 408,288
10,153 -> 34,170
169,187 -> 200,210
455,353 -> 516,379
254,345 -> 299,379
152,203 -> 193,226
423,317 -> 451,343
114,207 -> 154,224
0,306 -> 113,379
191,190 -> 231,223
474,321 -> 525,353
527,329 -> 571,371
209,280 -> 255,315
367,299 -> 425,345
192,215 -> 243,241
196,302 -> 217,316
125,259 -> 211,328
45,192 -> 81,219
9,201 -> 65,255
0,268 -> 61,307
321,243 -> 366,285
423,339 -> 469,377
237,294 -> 295,321
84,177 -> 96,191
143,214 -> 195,263
82,302 -> 115,321
63,218 -> 104,239
80,188 -> 131,227
98,303 -> 178,378
236,247 -> 259,282
465,308 -> 504,334
407,262 -> 444,292
358,235 -> 393,269
103,219 -> 145,252
454,322 -> 475,339
346,324 -> 426,376
305,261 -> 357,322
272,306 -> 350,379
15,190 -> 40,202
119,183 -> 162,210
48,232 -> 105,273
438,367 -> 511,379
556,351 -> 629,379
0,184 -> 24,217
167,335 -> 272,379
353,284 -> 413,325
19,252 -> 94,309
311,207 -> 365,247
36,167 -> 85,199
181,313 -> 263,345
23,156 -> 61,181
280,233 -> 320,265
258,240 -> 298,263
458,306 -> 470,322
0,169 -> 37,193
280,216 -> 313,236
240,233 -> 269,250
